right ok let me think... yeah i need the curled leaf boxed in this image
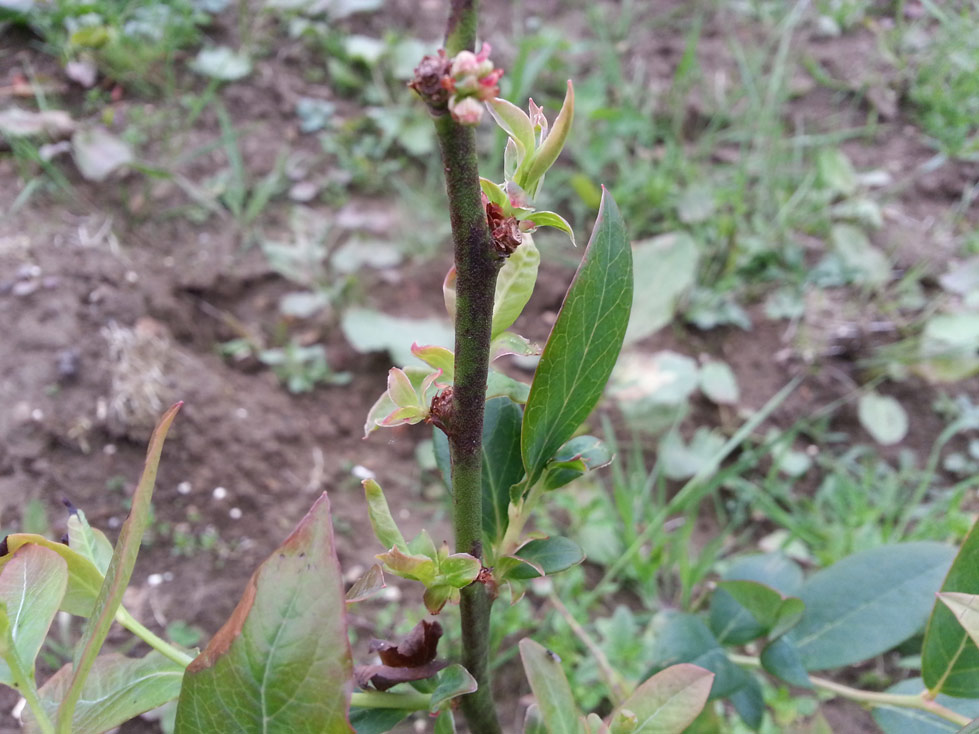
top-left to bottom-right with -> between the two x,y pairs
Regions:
518,81 -> 574,198
355,620 -> 449,691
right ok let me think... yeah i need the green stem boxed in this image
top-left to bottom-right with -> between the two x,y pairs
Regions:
8,650 -> 56,734
115,607 -> 195,668
431,4 -> 502,731
729,654 -> 971,727
351,690 -> 431,711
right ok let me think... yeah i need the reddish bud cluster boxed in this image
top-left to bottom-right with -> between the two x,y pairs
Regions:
409,43 -> 502,126
486,201 -> 522,257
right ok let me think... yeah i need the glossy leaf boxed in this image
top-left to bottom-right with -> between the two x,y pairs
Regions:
59,403 -> 181,733
0,544 -> 67,686
499,537 -> 585,581
25,652 -> 184,734
709,554 -> 803,646
923,521 -> 979,697
487,98 -> 534,160
522,189 -> 633,487
613,663 -> 714,734
759,637 -> 812,688
0,534 -> 103,617
363,479 -> 407,552
479,177 -> 509,208
789,542 -> 956,671
872,678 -> 979,734
492,234 -> 541,339
489,331 -> 539,362
174,492 -> 354,734
412,343 -> 455,382
648,612 -> 752,700
519,639 -> 582,734
938,593 -> 979,649
429,664 -> 477,713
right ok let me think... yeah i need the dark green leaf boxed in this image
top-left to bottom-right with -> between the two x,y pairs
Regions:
709,554 -> 803,645
59,403 -> 181,732
24,652 -> 184,734
614,663 -> 714,734
760,638 -> 811,688
0,544 -> 67,686
789,542 -> 956,671
648,612 -> 752,700
923,521 -> 979,697
349,708 -> 408,734
175,493 -> 354,734
499,537 -> 585,581
522,189 -> 633,487
729,675 -> 764,730
872,678 -> 979,734
479,398 -> 524,545
429,664 -> 477,713
519,639 -> 582,734
542,435 -> 613,491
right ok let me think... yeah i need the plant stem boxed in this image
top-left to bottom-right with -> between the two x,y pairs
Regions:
115,606 -> 195,667
9,653 -> 56,734
350,690 -> 431,711
432,3 -> 503,731
729,654 -> 972,727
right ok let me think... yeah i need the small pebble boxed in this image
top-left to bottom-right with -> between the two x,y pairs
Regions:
212,486 -> 227,501
103,443 -> 117,456
229,507 -> 242,520
177,481 -> 192,495
381,586 -> 402,602
147,573 -> 164,587
30,408 -> 43,421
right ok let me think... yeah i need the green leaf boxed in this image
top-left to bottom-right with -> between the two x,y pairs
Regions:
434,710 -> 457,734
699,361 -> 739,406
959,719 -> 979,734
624,233 -> 698,345
542,435 -> 613,491
0,533 -> 102,617
363,479 -> 408,552
923,521 -> 979,697
728,675 -> 764,731
24,652 -> 184,734
66,509 -> 114,575
709,553 -> 803,646
429,664 -> 477,713
872,678 -> 979,734
858,392 -> 909,446
759,638 -> 812,688
487,98 -> 534,161
349,708 -> 408,734
519,81 -> 574,198
499,537 -> 585,581
437,553 -> 481,588
59,403 -> 181,733
788,542 -> 956,671
376,547 -> 437,586
917,313 -> 979,383
175,493 -> 354,733
524,704 -> 548,734
613,663 -> 714,734
480,177 -> 509,209
422,584 -> 458,615
716,580 -> 804,640
829,223 -> 890,287
522,189 -> 633,486
938,593 -> 979,650
0,544 -> 67,686
519,639 -> 583,734
492,234 -> 541,339
648,612 -> 752,700
817,148 -> 858,196
479,397 -> 524,545
487,370 -> 531,404
520,210 -> 576,246
345,564 -> 386,604
341,308 -> 454,367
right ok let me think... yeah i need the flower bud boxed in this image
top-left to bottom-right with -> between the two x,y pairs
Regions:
449,96 -> 484,126
450,50 -> 479,77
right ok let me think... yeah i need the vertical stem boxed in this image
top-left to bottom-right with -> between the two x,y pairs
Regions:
433,4 -> 502,731
433,110 -> 504,734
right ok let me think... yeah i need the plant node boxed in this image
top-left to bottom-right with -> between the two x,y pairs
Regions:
427,386 -> 455,434
486,201 -> 522,257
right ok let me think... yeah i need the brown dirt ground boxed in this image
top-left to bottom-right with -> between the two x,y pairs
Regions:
1,1 -> 977,733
